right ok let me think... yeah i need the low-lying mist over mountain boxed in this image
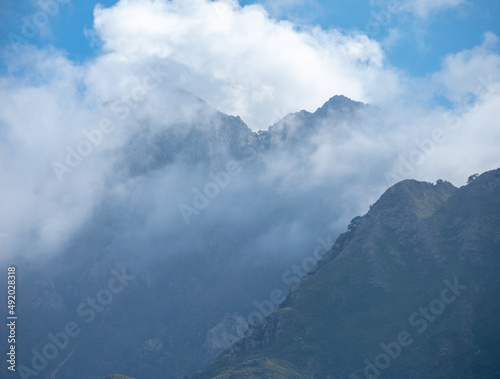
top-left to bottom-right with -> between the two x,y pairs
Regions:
1,86 -> 499,378
1,1 -> 500,378
0,92 -> 390,379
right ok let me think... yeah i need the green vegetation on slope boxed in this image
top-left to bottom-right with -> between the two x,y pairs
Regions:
192,169 -> 500,379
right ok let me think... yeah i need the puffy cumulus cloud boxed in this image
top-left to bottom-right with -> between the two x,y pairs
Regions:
433,32 -> 500,103
380,96 -> 500,188
381,33 -> 500,186
427,94 -> 500,182
91,0 -> 397,130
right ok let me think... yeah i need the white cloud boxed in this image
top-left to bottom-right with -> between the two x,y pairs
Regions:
1,0 -> 500,265
379,32 -> 500,185
91,0 -> 396,130
433,32 -> 500,103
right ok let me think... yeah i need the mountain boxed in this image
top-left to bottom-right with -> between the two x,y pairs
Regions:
259,95 -> 369,150
115,88 -> 257,176
1,91 -> 377,379
191,169 -> 500,378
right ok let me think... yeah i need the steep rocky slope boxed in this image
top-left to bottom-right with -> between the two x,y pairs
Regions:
192,169 -> 500,378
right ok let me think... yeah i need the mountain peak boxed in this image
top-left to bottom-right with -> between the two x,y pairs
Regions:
191,169 -> 500,379
314,95 -> 366,118
372,179 -> 457,219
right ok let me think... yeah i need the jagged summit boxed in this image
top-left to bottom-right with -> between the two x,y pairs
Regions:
313,94 -> 366,118
261,94 -> 368,148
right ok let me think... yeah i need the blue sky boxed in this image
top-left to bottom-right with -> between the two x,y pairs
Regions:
1,0 -> 499,76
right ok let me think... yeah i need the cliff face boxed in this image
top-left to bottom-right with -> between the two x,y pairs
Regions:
192,169 -> 500,378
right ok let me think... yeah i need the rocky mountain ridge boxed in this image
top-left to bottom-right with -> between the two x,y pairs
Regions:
1,91 -> 373,379
191,168 -> 500,378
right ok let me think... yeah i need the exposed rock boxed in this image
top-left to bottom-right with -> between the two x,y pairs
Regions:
204,313 -> 249,357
